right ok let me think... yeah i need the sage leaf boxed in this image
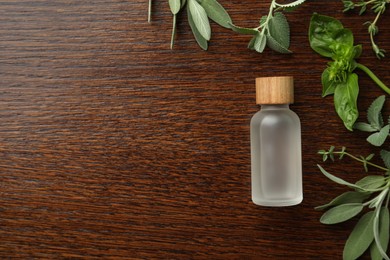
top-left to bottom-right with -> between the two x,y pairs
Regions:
368,95 -> 386,130
367,124 -> 389,147
334,73 -> 359,131
371,207 -> 389,260
268,12 -> 290,48
247,36 -> 256,49
187,5 -> 208,50
181,0 -> 187,8
254,33 -> 266,53
259,15 -> 267,26
315,191 -> 370,210
354,122 -> 377,132
317,164 -> 363,190
188,0 -> 211,41
355,176 -> 386,190
200,0 -> 232,29
229,23 -> 258,35
380,150 -> 390,170
169,0 -> 181,14
321,68 -> 338,97
266,34 -> 291,54
320,203 -> 363,224
344,211 -> 375,260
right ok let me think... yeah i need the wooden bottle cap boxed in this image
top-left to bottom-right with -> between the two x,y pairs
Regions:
256,76 -> 294,104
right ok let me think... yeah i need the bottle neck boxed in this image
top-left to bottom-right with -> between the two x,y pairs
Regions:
260,104 -> 290,110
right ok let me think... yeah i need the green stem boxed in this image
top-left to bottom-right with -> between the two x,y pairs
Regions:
356,63 -> 390,95
170,14 -> 177,49
148,0 -> 152,23
334,151 -> 389,172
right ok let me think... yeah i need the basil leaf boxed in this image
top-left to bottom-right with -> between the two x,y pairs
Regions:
268,12 -> 290,49
343,211 -> 375,260
188,0 -> 211,41
355,176 -> 386,190
320,203 -> 363,224
380,150 -> 390,170
200,0 -> 232,29
266,33 -> 291,54
169,0 -> 181,14
353,122 -> 377,132
370,207 -> 389,260
254,33 -> 266,53
367,95 -> 386,130
317,164 -> 363,190
315,191 -> 370,210
367,124 -> 390,147
334,73 -> 359,131
187,5 -> 208,50
321,68 -> 338,97
229,23 -> 258,35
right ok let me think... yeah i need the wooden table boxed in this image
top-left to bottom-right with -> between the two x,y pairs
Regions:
1,0 -> 389,258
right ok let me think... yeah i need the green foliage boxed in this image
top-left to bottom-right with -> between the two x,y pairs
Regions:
342,0 -> 388,59
309,13 -> 390,131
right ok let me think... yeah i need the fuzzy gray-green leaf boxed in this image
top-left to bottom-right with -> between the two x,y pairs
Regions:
266,34 -> 291,54
200,0 -> 232,28
169,0 -> 181,14
355,175 -> 386,190
268,12 -> 290,49
320,203 -> 363,224
318,164 -> 363,190
254,33 -> 266,53
380,150 -> 390,170
367,124 -> 389,147
344,211 -> 375,260
367,95 -> 386,130
188,0 -> 211,41
187,5 -> 208,50
315,191 -> 370,210
229,23 -> 258,35
354,122 -> 377,132
371,207 -> 389,260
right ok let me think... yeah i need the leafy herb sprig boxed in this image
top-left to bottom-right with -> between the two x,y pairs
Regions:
342,0 -> 389,59
229,0 -> 305,53
308,13 -> 390,131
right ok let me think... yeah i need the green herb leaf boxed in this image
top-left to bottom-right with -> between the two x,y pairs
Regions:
320,203 -> 363,224
188,0 -> 211,41
343,211 -> 375,260
181,0 -> 187,8
321,68 -> 338,97
229,23 -> 258,35
367,95 -> 386,130
315,191 -> 370,210
354,122 -> 377,132
268,12 -> 290,49
380,150 -> 390,170
317,164 -> 363,190
187,5 -> 208,50
276,0 -> 306,8
371,207 -> 389,260
334,73 -> 359,131
200,0 -> 232,29
355,175 -> 386,190
367,124 -> 390,147
169,0 -> 181,14
254,33 -> 266,53
247,36 -> 256,49
259,15 -> 267,26
266,34 -> 291,54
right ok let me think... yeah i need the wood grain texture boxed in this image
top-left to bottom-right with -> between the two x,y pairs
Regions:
0,0 -> 389,258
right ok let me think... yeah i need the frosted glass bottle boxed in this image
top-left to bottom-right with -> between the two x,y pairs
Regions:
250,76 -> 302,207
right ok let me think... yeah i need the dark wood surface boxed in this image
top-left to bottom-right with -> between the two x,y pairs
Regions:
1,0 -> 389,258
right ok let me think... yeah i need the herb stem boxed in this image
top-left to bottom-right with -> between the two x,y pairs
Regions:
148,0 -> 152,23
356,63 -> 390,95
335,151 -> 389,171
170,14 -> 177,49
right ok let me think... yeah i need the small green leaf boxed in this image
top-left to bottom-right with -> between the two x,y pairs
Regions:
320,203 -> 363,224
254,33 -> 266,53
334,73 -> 359,131
367,124 -> 389,147
188,0 -> 211,41
371,207 -> 389,260
354,122 -> 377,132
317,164 -> 363,190
315,191 -> 370,210
200,0 -> 232,29
355,176 -> 386,190
380,150 -> 390,169
187,5 -> 208,50
343,211 -> 375,260
268,12 -> 290,49
247,36 -> 256,49
229,23 -> 258,35
169,0 -> 181,14
266,34 -> 291,54
259,15 -> 267,26
367,95 -> 386,130
181,0 -> 187,8
321,68 -> 338,97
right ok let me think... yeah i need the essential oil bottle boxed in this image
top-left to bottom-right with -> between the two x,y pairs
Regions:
250,76 -> 302,207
